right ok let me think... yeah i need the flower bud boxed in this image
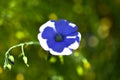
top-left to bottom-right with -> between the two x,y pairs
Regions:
23,56 -> 29,67
23,56 -> 27,64
6,64 -> 12,70
8,55 -> 14,64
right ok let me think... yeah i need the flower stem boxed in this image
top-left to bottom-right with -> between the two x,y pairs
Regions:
3,41 -> 39,70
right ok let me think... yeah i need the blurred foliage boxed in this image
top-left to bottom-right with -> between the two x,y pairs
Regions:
0,0 -> 120,80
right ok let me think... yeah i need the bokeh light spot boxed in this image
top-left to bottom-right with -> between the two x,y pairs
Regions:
15,31 -> 25,39
82,58 -> 91,69
16,73 -> 24,80
76,66 -> 83,76
51,75 -> 64,80
0,66 -> 3,74
98,17 -> 112,39
88,36 -> 99,47
9,1 -> 16,8
74,52 -> 79,57
49,56 -> 57,63
48,13 -> 57,20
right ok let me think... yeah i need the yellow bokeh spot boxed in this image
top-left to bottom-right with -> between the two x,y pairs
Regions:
98,26 -> 109,39
74,52 -> 79,57
115,0 -> 120,5
82,58 -> 91,69
98,17 -> 112,39
101,17 -> 112,28
16,73 -> 24,80
76,66 -> 83,76
9,1 -> 16,8
48,13 -> 57,20
15,31 -> 25,39
49,56 -> 57,63
0,66 -> 3,74
83,62 -> 91,69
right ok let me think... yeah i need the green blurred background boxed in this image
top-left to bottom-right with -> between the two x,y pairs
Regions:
0,0 -> 120,80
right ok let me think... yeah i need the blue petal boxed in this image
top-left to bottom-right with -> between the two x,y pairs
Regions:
55,19 -> 78,35
47,39 -> 67,52
76,32 -> 81,42
42,27 -> 56,39
64,32 -> 80,46
67,32 -> 81,42
64,37 -> 77,47
50,20 -> 56,22
67,32 -> 78,36
76,36 -> 80,42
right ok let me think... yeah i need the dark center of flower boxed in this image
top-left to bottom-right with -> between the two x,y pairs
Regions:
55,34 -> 63,42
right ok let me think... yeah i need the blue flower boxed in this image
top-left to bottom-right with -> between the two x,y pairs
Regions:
38,19 -> 81,55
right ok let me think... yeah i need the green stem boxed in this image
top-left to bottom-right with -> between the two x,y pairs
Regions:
3,41 -> 40,69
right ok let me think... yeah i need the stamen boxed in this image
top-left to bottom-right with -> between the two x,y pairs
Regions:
55,34 -> 63,42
